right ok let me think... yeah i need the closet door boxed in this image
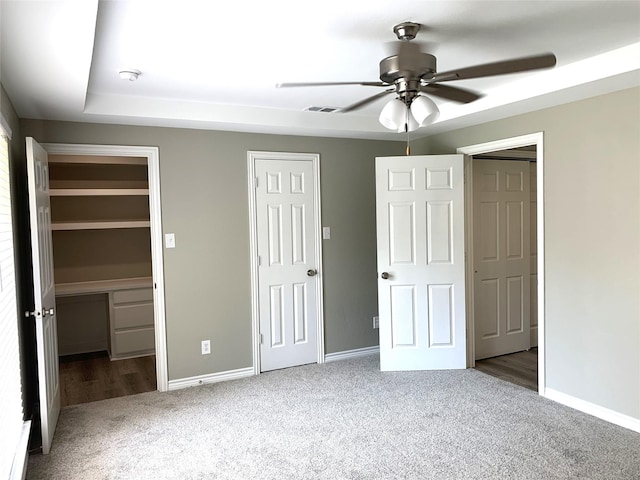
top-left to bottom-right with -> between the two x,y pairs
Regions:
529,161 -> 538,347
473,159 -> 530,360
254,158 -> 319,372
26,137 -> 60,454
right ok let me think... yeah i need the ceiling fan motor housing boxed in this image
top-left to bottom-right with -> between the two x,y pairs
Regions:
380,52 -> 436,104
379,52 -> 437,84
380,52 -> 436,83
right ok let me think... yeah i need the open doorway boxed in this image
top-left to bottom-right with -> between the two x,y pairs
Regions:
471,147 -> 537,391
39,143 -> 168,406
458,133 -> 545,394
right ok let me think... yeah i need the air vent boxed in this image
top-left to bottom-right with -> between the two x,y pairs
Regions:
305,106 -> 339,113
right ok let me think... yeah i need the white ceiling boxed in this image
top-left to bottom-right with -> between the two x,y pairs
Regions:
1,0 -> 639,140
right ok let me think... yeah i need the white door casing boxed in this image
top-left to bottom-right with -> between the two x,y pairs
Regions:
458,132 -> 545,395
26,137 -> 60,454
248,152 -> 324,373
376,155 -> 466,371
42,142 -> 168,392
473,159 -> 530,360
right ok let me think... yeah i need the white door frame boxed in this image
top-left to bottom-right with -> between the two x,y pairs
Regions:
457,132 -> 545,395
42,143 -> 169,392
247,151 -> 325,374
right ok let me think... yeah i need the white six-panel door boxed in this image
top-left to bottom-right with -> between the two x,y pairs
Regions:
26,137 -> 60,454
473,159 -> 530,360
529,161 -> 538,347
376,155 -> 466,371
254,157 -> 319,372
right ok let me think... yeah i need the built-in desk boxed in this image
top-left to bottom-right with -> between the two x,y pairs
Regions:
56,277 -> 155,360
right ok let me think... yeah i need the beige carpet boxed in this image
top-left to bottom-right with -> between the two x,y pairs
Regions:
28,355 -> 640,479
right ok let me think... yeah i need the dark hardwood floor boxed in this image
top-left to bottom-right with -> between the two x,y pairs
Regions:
474,348 -> 538,391
59,351 -> 156,407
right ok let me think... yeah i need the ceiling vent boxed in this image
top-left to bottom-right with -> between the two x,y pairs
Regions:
305,106 -> 339,113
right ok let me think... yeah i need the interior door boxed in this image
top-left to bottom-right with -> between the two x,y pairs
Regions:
529,161 -> 538,347
255,158 -> 318,371
473,159 -> 530,360
376,155 -> 466,371
26,137 -> 60,454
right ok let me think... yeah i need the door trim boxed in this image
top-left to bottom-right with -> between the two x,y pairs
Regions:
247,151 -> 325,374
457,132 -> 545,395
42,143 -> 169,392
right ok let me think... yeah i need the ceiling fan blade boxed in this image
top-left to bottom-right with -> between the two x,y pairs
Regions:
341,89 -> 395,113
276,81 -> 388,88
430,53 -> 557,82
419,84 -> 482,104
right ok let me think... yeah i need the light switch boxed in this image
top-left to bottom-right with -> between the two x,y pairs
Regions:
323,227 -> 331,240
165,233 -> 176,249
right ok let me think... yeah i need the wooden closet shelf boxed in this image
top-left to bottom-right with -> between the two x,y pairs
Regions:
49,188 -> 149,196
56,277 -> 153,296
52,220 -> 151,231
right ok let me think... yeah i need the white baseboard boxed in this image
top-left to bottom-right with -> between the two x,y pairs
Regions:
58,342 -> 108,357
10,420 -> 31,480
545,388 -> 640,433
324,345 -> 379,363
168,367 -> 254,391
168,348 -> 380,389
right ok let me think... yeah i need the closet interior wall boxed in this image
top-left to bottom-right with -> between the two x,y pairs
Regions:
49,155 -> 154,360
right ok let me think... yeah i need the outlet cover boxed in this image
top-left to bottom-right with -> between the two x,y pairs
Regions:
201,339 -> 211,355
373,316 -> 379,329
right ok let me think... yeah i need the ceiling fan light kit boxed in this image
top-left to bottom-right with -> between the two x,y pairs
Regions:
379,95 -> 440,132
378,98 -> 407,130
410,95 -> 440,125
277,21 -> 556,133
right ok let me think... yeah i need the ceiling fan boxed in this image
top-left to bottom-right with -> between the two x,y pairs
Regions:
277,22 -> 556,132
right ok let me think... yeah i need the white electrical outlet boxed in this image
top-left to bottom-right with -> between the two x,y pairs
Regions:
373,316 -> 379,329
201,339 -> 211,355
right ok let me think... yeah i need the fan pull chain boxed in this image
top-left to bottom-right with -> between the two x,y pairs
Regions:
405,107 -> 411,156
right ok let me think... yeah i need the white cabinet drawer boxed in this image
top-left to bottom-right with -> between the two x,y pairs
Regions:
113,327 -> 155,356
112,288 -> 153,305
108,287 -> 155,359
113,303 -> 154,329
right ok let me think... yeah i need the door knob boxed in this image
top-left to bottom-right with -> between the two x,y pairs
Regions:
307,269 -> 317,277
381,272 -> 390,279
43,307 -> 55,317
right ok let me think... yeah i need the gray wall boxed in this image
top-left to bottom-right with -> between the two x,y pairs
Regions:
19,119 -> 403,380
414,87 -> 640,420
1,85 -> 22,159
14,86 -> 639,422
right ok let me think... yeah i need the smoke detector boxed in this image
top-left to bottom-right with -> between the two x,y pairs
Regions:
119,69 -> 141,81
